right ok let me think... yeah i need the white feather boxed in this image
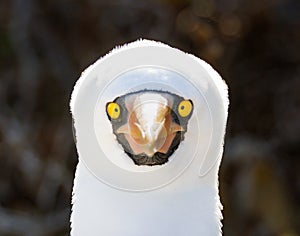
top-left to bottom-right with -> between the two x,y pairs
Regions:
70,39 -> 229,235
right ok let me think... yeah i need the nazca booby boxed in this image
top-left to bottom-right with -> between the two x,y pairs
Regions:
70,39 -> 229,235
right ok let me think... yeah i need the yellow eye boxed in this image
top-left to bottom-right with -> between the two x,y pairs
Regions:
178,100 -> 193,117
107,102 -> 121,119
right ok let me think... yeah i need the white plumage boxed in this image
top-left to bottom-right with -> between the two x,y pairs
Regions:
70,40 -> 228,235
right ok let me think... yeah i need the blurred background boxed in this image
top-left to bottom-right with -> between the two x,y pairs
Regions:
0,0 -> 299,235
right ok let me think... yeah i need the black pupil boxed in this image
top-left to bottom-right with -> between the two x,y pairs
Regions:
180,105 -> 185,110
114,108 -> 118,112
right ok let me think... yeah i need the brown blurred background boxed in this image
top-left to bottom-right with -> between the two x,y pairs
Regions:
0,0 -> 299,235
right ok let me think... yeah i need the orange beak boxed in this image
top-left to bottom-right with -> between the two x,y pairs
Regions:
116,101 -> 184,157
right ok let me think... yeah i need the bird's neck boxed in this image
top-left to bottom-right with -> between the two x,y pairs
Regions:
71,160 -> 222,236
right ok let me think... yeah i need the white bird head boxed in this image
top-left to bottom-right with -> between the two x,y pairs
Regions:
70,39 -> 228,235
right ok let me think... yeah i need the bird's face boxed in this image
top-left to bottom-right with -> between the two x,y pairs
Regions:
106,90 -> 193,166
